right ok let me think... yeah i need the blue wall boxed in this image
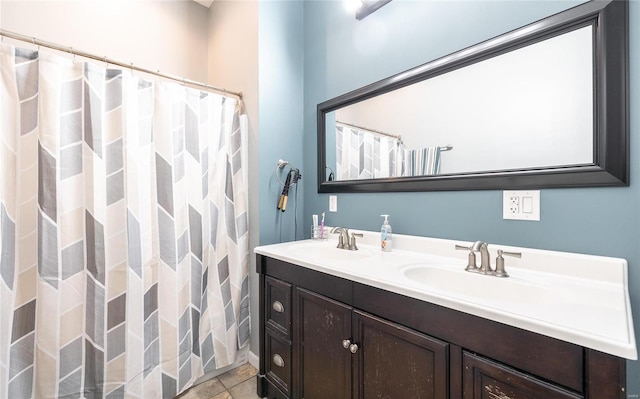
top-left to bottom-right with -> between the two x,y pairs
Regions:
259,0 -> 305,246
301,0 -> 640,392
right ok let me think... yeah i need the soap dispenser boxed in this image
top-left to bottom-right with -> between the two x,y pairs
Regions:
380,214 -> 392,252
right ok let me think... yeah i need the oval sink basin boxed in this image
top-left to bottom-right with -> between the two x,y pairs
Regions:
287,243 -> 372,263
402,264 -> 575,304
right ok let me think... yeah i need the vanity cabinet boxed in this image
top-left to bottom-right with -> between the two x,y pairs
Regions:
296,287 -> 448,399
257,255 -> 627,399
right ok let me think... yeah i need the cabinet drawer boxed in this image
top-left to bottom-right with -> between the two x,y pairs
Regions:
266,331 -> 292,396
463,352 -> 582,399
266,276 -> 292,338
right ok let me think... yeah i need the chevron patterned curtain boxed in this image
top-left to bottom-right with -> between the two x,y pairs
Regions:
0,44 -> 250,398
335,126 -> 399,180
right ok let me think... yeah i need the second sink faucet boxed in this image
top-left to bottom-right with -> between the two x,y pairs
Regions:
455,241 -> 521,277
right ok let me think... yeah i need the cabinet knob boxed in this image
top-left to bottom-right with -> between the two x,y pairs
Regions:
272,354 -> 285,368
349,343 -> 359,354
342,339 -> 351,349
272,301 -> 284,313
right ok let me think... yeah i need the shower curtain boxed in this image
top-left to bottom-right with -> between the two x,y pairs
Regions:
0,44 -> 249,398
335,126 -> 399,180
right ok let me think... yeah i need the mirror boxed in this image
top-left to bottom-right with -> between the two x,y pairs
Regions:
317,0 -> 628,193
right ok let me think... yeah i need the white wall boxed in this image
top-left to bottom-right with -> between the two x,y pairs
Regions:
1,0 -> 209,82
207,0 -> 260,356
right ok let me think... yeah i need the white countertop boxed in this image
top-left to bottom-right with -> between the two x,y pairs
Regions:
255,229 -> 637,360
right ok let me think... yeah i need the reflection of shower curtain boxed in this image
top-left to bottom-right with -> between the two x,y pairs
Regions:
336,126 -> 399,179
335,126 -> 442,179
0,44 -> 249,398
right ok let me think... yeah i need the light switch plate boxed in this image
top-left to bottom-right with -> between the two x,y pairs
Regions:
503,190 -> 540,221
329,195 -> 338,212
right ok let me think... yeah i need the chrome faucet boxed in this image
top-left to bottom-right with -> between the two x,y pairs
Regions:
330,227 -> 363,250
455,241 -> 521,278
330,227 -> 350,249
471,241 -> 491,273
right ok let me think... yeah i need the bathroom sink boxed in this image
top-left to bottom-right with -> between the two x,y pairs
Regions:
286,242 -> 372,263
256,232 -> 637,360
402,264 -> 575,305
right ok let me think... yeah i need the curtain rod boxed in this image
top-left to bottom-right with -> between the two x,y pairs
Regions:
336,120 -> 454,152
0,28 -> 243,100
336,120 -> 402,141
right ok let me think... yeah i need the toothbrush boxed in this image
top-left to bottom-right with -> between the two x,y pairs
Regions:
320,212 -> 325,239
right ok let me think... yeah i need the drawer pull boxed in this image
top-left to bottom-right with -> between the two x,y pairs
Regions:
272,354 -> 285,367
349,343 -> 359,354
272,301 -> 285,313
342,339 -> 351,349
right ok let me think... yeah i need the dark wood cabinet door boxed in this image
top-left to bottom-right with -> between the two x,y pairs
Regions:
266,276 -> 292,338
353,310 -> 449,399
463,352 -> 582,399
295,288 -> 353,399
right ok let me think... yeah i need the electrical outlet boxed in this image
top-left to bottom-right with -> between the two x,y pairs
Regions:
503,191 -> 540,221
508,196 -> 519,213
329,195 -> 338,212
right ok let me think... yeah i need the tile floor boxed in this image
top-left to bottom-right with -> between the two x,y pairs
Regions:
177,363 -> 262,399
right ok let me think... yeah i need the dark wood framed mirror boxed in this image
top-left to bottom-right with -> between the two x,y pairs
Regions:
317,0 -> 628,193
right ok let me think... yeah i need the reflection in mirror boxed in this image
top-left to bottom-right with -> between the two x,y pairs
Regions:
317,0 -> 628,192
332,119 -> 452,180
328,26 -> 593,180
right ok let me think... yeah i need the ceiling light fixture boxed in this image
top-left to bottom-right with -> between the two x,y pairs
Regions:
345,0 -> 364,13
355,0 -> 392,20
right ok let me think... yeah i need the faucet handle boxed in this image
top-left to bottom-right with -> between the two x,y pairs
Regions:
494,249 -> 521,278
455,244 -> 478,271
349,233 -> 363,250
500,250 -> 522,258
